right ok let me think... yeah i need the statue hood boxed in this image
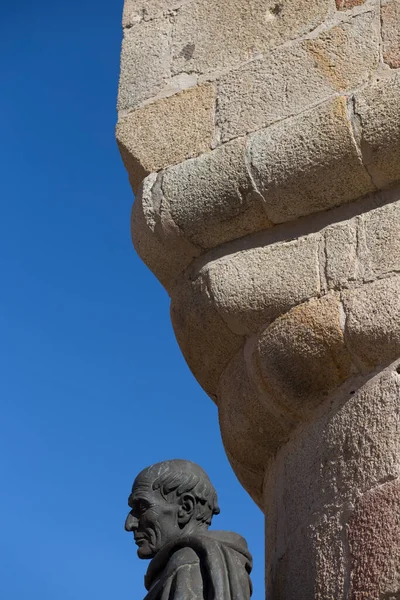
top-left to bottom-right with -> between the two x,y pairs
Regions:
144,530 -> 252,600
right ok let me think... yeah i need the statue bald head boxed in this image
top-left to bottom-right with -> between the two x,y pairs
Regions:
125,459 -> 220,558
137,459 -> 220,524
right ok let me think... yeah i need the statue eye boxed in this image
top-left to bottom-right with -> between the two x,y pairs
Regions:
135,500 -> 148,515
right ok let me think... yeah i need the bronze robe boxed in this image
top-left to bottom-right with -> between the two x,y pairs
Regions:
143,531 -> 252,600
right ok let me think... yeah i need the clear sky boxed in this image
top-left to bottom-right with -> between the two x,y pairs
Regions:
0,2 -> 264,598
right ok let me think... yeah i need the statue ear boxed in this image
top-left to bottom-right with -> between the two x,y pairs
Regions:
178,493 -> 195,526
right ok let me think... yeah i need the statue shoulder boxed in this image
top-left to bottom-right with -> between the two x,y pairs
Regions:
207,530 -> 251,554
167,546 -> 200,571
145,544 -> 201,593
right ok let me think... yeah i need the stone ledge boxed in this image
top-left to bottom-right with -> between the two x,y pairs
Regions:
131,73 -> 400,290
169,187 -> 400,402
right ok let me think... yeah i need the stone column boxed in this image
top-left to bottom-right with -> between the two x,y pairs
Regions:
117,1 -> 400,597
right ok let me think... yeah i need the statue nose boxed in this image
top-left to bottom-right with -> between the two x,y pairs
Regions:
125,512 -> 138,532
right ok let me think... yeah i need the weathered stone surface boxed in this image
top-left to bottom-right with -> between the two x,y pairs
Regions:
225,449 -> 264,510
267,521 -> 320,600
217,11 -> 379,141
354,72 -> 400,188
324,221 -> 358,290
382,0 -> 400,68
348,479 -> 400,600
264,366 -> 400,536
131,174 -> 200,292
218,350 -> 290,482
131,175 -> 400,299
250,97 -> 374,223
321,191 -> 400,291
304,11 -> 379,90
343,275 -> 400,369
319,368 -> 400,508
207,236 -> 320,335
217,48 -> 331,143
122,0 -> 165,26
118,18 -> 171,112
255,294 -> 355,415
170,272 -> 243,399
362,199 -> 400,278
336,0 -> 366,9
264,364 -> 400,598
171,0 -> 332,75
122,0 -> 195,26
117,85 -> 215,192
266,513 -> 345,600
163,138 -> 272,249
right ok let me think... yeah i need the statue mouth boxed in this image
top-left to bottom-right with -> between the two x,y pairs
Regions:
134,536 -> 147,545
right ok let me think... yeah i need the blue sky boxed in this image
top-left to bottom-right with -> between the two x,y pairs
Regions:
0,2 -> 264,598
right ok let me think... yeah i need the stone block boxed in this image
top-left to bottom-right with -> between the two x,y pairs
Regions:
264,364 -> 400,542
162,138 -> 272,249
118,18 -> 171,112
348,479 -> 400,599
267,522 -> 321,600
249,97 -> 374,223
117,85 -> 215,192
131,174 -> 200,292
343,275 -> 400,369
255,294 -> 355,415
362,199 -> 400,278
170,273 -> 243,398
324,221 -> 358,290
266,513 -> 345,600
217,11 -> 379,141
354,72 -> 400,188
304,10 -> 379,91
263,363 -> 400,598
321,190 -> 400,290
217,48 -> 331,143
171,0 -> 332,76
218,351 -> 290,478
225,449 -> 264,509
207,236 -> 320,335
382,0 -> 400,68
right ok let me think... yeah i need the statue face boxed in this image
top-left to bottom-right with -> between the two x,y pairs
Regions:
125,478 -> 180,559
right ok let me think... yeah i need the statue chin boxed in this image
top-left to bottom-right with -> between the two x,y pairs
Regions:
137,543 -> 155,560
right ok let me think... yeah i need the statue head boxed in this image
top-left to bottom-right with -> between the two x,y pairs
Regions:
125,459 -> 220,559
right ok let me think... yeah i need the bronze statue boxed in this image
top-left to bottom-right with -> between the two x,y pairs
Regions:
125,459 -> 253,600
